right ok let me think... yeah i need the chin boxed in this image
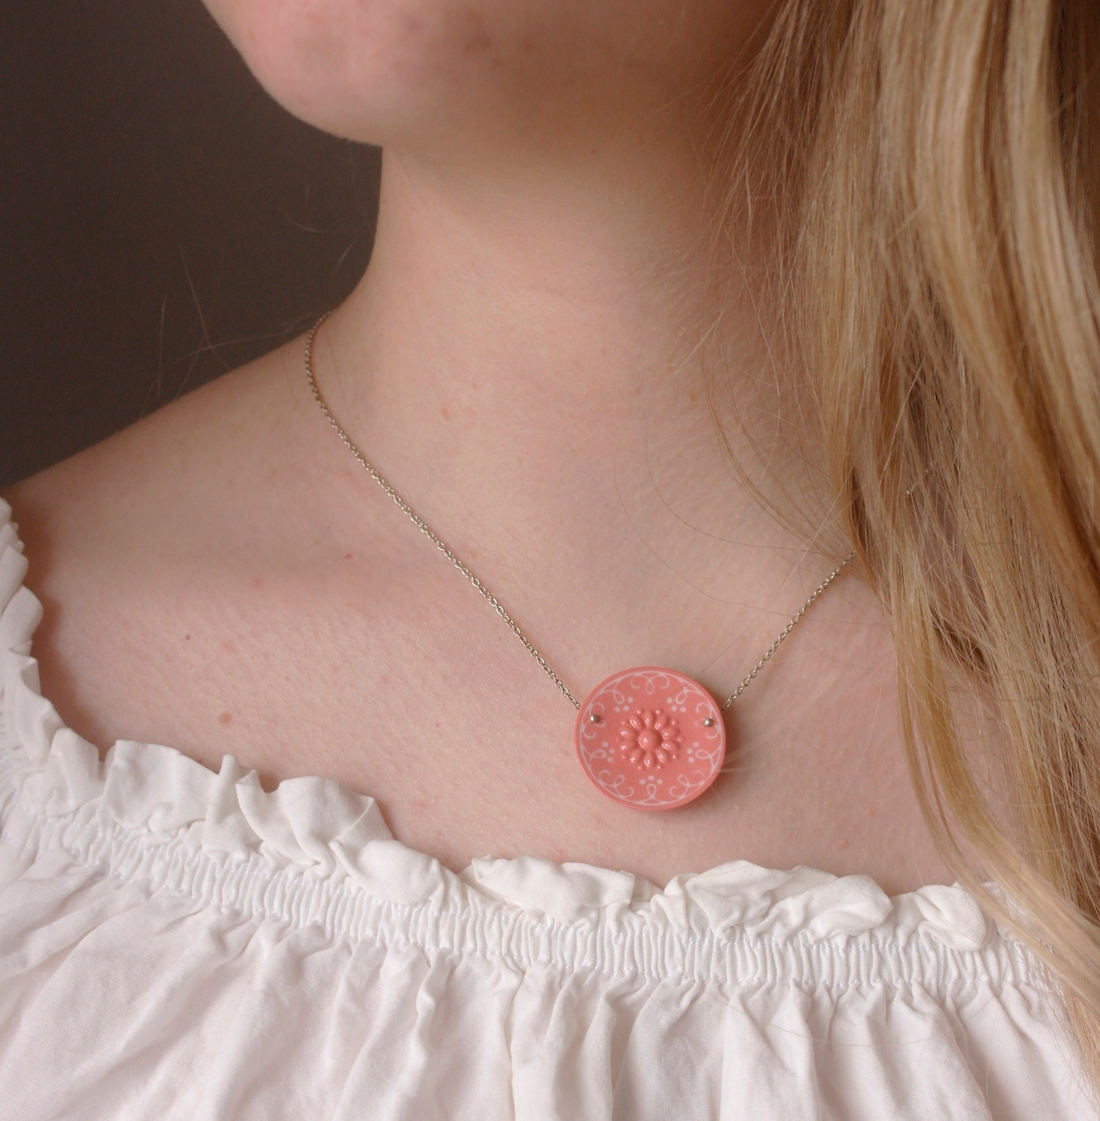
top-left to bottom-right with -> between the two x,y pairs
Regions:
201,0 -> 515,145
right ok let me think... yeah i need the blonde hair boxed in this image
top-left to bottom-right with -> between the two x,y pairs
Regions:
730,0 -> 1100,1080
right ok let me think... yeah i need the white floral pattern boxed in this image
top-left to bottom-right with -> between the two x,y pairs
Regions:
575,667 -> 726,809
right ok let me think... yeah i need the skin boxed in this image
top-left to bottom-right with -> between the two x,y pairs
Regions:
3,0 -> 958,893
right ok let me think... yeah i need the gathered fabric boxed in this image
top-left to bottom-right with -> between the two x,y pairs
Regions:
0,498 -> 1093,1120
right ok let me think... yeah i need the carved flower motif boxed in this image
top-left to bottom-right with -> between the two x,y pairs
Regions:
619,708 -> 681,768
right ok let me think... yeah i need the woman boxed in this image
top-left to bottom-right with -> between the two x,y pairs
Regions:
1,0 -> 1097,1116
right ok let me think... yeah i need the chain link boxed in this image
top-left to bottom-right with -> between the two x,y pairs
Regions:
719,554 -> 853,709
305,313 -> 853,714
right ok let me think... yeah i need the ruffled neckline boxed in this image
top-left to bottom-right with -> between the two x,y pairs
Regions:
0,496 -> 1001,952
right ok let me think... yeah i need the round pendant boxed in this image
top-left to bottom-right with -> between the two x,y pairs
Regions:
574,667 -> 726,811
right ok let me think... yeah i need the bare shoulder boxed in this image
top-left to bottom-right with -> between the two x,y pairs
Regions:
5,339 -> 309,557
0,338 -> 371,766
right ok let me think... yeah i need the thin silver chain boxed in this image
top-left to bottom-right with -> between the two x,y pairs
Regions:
718,557 -> 852,708
305,313 -> 854,712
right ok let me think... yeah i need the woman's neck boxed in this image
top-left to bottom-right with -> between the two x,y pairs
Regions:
312,144 -> 831,626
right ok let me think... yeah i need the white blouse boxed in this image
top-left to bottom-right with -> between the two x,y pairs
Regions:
0,497 -> 1094,1120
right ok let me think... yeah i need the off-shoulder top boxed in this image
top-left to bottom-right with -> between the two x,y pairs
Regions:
0,498 -> 1093,1120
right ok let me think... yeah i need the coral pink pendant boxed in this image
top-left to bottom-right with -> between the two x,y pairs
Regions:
574,667 -> 726,811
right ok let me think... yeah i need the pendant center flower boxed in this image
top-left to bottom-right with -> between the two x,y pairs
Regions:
619,708 -> 681,768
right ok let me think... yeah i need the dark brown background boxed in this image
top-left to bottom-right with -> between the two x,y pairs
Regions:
1,0 -> 382,488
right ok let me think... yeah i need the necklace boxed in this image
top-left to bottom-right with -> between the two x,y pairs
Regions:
305,314 -> 854,812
